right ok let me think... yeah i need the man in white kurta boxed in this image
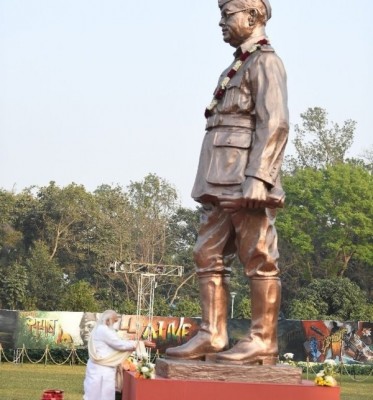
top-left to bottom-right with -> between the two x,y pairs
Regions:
83,310 -> 137,400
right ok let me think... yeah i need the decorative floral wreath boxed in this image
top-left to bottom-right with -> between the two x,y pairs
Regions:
204,39 -> 269,118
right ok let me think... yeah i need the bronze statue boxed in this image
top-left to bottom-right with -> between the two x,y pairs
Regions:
166,0 -> 289,365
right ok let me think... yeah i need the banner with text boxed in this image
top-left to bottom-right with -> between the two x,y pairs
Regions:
0,310 -> 372,364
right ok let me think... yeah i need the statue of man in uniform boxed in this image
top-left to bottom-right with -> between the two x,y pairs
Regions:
166,0 -> 289,365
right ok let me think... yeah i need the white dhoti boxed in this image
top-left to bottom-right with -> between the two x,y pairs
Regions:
83,359 -> 117,400
83,323 -> 138,400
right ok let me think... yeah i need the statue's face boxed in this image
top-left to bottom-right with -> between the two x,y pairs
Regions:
219,4 -> 254,47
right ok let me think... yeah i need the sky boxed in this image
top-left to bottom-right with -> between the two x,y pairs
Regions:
1,0 -> 372,208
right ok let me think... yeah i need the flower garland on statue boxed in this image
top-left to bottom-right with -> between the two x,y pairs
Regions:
314,359 -> 338,387
204,38 -> 269,118
122,354 -> 155,380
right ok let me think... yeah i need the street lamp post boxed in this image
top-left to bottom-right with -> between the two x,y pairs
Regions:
230,292 -> 237,319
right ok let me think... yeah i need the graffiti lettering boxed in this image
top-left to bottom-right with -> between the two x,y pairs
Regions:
118,316 -> 192,342
26,317 -> 59,337
142,318 -> 191,341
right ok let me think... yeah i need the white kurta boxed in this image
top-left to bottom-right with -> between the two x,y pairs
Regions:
83,324 -> 136,400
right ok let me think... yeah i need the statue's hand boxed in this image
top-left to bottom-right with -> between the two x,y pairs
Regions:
242,177 -> 269,209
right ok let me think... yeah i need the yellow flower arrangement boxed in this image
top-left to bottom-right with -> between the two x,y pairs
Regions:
314,359 -> 338,387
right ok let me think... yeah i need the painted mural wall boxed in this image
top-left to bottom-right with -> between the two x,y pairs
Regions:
0,310 -> 372,364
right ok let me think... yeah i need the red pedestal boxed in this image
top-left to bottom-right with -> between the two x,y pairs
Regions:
122,371 -> 340,400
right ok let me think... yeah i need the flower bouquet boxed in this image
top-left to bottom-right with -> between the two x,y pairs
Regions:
314,359 -> 338,387
122,355 -> 138,372
123,354 -> 155,379
134,355 -> 155,379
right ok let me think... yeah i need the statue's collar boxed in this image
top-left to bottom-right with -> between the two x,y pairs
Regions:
234,34 -> 269,58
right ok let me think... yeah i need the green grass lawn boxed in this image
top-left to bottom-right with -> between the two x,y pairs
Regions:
0,363 -> 86,400
338,374 -> 373,400
0,363 -> 372,400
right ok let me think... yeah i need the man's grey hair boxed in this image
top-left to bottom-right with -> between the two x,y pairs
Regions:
97,309 -> 119,325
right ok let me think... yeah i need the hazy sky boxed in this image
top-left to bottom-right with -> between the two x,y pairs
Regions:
1,0 -> 372,208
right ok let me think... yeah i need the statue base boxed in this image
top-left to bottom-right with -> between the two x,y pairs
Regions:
155,358 -> 302,384
122,367 -> 340,400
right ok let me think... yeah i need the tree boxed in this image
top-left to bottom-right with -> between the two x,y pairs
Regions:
19,182 -> 102,289
165,207 -> 200,306
127,173 -> 179,264
0,262 -> 28,310
288,278 -> 373,320
92,184 -> 134,265
0,191 -> 35,310
0,177 -> 199,312
153,295 -> 172,316
0,190 -> 31,263
33,182 -> 96,261
100,174 -> 183,308
166,207 -> 199,270
171,297 -> 201,318
277,163 -> 373,280
59,281 -> 100,312
235,297 -> 252,319
25,241 -> 65,310
360,145 -> 373,174
287,299 -> 320,320
88,185 -> 137,300
279,107 -> 372,312
285,107 -> 356,172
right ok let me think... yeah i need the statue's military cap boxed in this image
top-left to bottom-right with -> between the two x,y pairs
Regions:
218,0 -> 272,20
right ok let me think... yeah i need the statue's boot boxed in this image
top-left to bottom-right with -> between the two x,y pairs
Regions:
165,273 -> 229,360
216,277 -> 281,365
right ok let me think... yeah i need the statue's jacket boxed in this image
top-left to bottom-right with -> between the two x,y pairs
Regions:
191,36 -> 289,207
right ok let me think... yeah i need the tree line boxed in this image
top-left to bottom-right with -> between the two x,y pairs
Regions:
0,107 -> 372,321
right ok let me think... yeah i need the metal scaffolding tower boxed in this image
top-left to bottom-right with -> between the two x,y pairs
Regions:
109,261 -> 183,360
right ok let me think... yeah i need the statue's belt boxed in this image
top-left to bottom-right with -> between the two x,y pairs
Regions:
206,114 -> 255,130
